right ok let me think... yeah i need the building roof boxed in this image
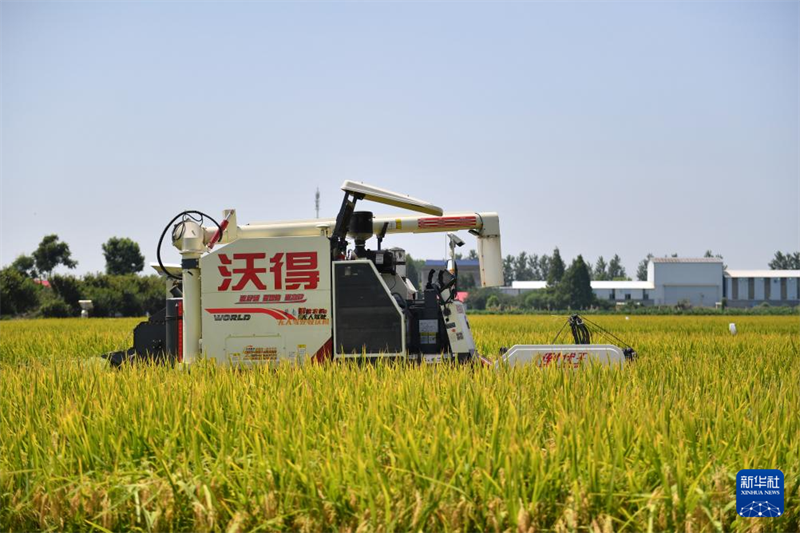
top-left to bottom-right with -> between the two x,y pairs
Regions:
511,281 -> 548,289
591,280 -> 655,290
725,270 -> 800,279
424,259 -> 480,267
651,257 -> 723,264
512,280 -> 656,290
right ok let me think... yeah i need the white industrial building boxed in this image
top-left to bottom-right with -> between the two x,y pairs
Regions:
647,257 -> 724,306
498,257 -> 800,308
724,270 -> 800,307
591,280 -> 654,303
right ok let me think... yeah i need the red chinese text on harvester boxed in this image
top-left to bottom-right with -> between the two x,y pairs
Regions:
217,252 -> 319,291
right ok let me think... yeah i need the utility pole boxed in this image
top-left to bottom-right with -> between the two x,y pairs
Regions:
315,187 -> 320,219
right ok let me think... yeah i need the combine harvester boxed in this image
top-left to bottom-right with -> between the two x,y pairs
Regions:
106,181 -> 635,368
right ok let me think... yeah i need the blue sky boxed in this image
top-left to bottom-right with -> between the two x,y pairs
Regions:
1,1 -> 798,276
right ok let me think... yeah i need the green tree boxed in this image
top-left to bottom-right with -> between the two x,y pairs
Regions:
466,249 -> 478,260
503,255 -> 516,284
528,253 -> 542,280
636,253 -> 653,281
457,270 -> 476,291
0,267 -> 40,315
80,274 -> 165,317
11,254 -> 37,278
514,252 -> 533,281
103,237 -> 145,275
608,254 -> 627,280
593,256 -> 609,280
464,288 -> 503,310
768,251 -> 800,270
38,291 -> 72,318
547,248 -> 565,285
404,254 -> 425,289
557,255 -> 594,309
538,254 -> 551,281
769,251 -> 787,269
523,290 -> 550,310
50,274 -> 85,315
32,235 -> 77,278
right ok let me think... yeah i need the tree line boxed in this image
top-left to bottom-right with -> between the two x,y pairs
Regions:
497,253 -> 596,310
501,248 -> 630,284
1,235 -> 161,318
10,235 -> 145,279
768,251 -> 800,270
2,234 -> 798,317
496,248 -> 739,285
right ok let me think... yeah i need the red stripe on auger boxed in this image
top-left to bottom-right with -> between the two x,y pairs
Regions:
418,216 -> 477,228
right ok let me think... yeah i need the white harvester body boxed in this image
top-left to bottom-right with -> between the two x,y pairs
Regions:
200,235 -> 334,365
174,180 -> 503,366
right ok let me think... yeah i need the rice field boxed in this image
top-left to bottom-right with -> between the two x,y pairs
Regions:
0,315 -> 798,532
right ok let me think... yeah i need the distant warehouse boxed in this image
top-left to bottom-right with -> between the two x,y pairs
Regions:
497,257 -> 800,308
647,257 -> 724,306
724,270 -> 800,308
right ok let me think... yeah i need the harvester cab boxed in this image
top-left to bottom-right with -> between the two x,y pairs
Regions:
105,181 -> 635,368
